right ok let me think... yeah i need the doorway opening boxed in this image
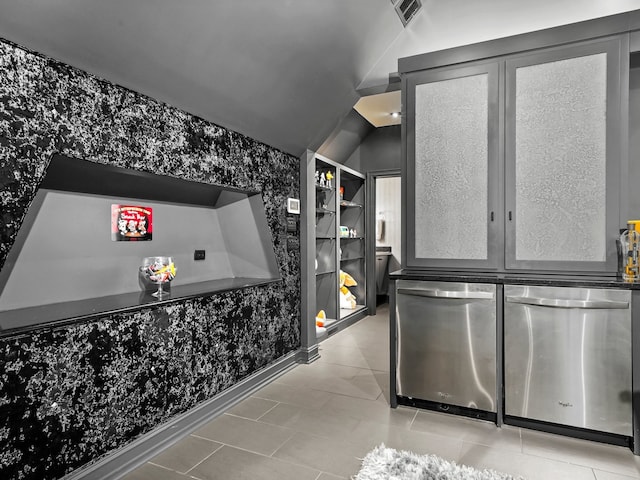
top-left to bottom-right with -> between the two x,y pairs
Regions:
367,170 -> 401,315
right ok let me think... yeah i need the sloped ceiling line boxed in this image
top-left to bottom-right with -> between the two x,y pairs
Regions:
1,1 -> 639,157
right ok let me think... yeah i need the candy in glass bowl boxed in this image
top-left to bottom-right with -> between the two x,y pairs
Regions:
140,256 -> 176,298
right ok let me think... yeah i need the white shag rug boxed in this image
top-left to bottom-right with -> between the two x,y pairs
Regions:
353,444 -> 523,480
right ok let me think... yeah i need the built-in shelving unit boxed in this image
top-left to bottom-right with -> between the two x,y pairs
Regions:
338,167 -> 366,321
312,154 -> 367,340
314,156 -> 337,339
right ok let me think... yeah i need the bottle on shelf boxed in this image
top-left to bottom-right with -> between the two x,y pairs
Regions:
621,220 -> 640,282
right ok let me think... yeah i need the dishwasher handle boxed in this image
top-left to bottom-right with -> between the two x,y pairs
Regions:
505,295 -> 629,309
397,287 -> 494,300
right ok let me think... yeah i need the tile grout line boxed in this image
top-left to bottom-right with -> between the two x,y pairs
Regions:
254,400 -> 282,422
188,413 -> 299,456
146,461 -> 176,471
180,441 -> 224,476
518,427 -> 523,454
183,436 -> 312,471
206,433 -> 327,475
407,408 -> 418,430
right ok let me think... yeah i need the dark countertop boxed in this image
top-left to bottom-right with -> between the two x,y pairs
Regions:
389,269 -> 640,289
0,276 -> 282,337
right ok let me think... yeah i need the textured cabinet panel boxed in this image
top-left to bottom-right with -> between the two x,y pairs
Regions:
514,53 -> 607,263
414,73 -> 489,260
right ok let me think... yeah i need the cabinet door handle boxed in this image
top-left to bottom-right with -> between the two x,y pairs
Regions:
505,295 -> 629,309
398,288 -> 494,300
508,211 -> 512,221
490,211 -> 494,222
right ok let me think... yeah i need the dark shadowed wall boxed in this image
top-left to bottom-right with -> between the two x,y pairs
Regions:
344,125 -> 401,173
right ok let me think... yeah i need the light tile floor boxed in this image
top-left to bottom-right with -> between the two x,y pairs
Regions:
123,304 -> 640,480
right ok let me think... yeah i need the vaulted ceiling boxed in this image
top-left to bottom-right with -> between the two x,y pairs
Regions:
1,1 -> 639,158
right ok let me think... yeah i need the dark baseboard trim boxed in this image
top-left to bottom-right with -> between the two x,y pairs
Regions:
64,350 -> 300,480
296,344 -> 320,364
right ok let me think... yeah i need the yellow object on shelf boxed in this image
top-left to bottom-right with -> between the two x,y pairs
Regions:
339,270 -> 358,310
621,220 -> 640,282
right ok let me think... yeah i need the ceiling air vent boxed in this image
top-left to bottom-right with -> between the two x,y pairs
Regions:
391,0 -> 422,26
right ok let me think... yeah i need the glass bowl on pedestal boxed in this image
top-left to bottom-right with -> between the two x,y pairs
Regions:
139,256 -> 176,298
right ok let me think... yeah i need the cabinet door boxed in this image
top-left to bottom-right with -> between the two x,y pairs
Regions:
406,62 -> 501,269
505,38 -> 621,272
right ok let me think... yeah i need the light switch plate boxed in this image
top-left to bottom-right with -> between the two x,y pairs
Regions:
287,197 -> 300,214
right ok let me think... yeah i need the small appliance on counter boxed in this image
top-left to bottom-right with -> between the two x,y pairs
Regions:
620,220 -> 640,282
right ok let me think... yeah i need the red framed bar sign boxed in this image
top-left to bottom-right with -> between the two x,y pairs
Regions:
111,205 -> 153,241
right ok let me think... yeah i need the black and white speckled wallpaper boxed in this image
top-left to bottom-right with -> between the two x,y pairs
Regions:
0,38 -> 301,480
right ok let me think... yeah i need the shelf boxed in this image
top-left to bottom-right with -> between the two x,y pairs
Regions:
313,155 -> 366,341
3,153 -> 283,337
318,317 -> 337,328
0,277 -> 281,337
315,269 -> 336,276
316,317 -> 337,340
340,304 -> 367,319
341,256 -> 365,262
316,208 -> 335,215
340,200 -> 363,208
316,325 -> 327,339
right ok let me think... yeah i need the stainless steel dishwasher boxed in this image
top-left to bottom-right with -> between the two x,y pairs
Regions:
395,280 -> 497,413
504,285 -> 632,436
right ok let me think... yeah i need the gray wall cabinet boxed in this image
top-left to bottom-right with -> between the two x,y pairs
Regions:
403,36 -> 624,274
405,61 -> 501,269
505,39 -> 622,272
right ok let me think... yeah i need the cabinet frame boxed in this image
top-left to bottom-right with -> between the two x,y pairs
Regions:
311,153 -> 368,340
404,61 -> 503,269
504,37 -> 623,273
404,36 -> 623,274
314,155 -> 339,328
